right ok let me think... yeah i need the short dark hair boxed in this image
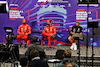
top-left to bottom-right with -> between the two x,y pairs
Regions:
76,21 -> 79,23
31,36 -> 39,43
19,56 -> 28,67
63,50 -> 71,58
30,49 -> 39,59
63,58 -> 72,64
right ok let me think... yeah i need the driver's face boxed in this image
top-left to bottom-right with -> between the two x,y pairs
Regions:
22,19 -> 26,24
76,23 -> 79,26
22,21 -> 26,24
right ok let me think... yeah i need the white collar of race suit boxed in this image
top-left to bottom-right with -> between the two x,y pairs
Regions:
32,57 -> 40,61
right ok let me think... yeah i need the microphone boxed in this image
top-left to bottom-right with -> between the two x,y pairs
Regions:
25,30 -> 26,32
47,25 -> 49,28
45,24 -> 49,31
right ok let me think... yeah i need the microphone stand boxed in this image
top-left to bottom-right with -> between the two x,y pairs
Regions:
92,28 -> 95,67
77,37 -> 80,67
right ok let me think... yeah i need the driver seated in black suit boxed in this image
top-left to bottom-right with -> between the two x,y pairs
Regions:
68,21 -> 83,50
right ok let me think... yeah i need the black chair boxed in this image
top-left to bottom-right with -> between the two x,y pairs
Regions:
48,49 -> 65,67
54,49 -> 65,60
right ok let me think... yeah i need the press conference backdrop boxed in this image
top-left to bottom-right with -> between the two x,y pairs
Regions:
0,0 -> 100,46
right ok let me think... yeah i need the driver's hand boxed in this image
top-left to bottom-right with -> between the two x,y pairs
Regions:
50,34 -> 53,36
45,28 -> 48,31
75,33 -> 78,34
80,33 -> 82,35
22,33 -> 24,35
25,33 -> 28,35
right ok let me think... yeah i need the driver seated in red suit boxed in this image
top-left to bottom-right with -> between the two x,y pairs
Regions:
41,20 -> 57,47
17,19 -> 31,47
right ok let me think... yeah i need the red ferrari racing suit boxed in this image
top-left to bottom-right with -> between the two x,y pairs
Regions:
42,25 -> 57,46
17,24 -> 31,44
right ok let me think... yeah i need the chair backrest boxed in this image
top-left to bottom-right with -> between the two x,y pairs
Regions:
55,49 -> 65,60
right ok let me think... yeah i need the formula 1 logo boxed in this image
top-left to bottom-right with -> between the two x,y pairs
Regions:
38,0 -> 50,2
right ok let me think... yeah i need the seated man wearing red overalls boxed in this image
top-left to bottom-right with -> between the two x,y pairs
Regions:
42,20 -> 57,47
17,19 -> 31,47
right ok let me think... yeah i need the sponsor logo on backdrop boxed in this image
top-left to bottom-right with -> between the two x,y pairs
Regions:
76,9 -> 92,21
9,4 -> 24,20
37,0 -> 68,3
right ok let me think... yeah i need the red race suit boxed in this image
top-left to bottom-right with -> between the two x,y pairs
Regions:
42,25 -> 57,46
17,24 -> 31,44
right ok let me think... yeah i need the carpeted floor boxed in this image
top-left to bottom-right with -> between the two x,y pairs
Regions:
19,45 -> 100,57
